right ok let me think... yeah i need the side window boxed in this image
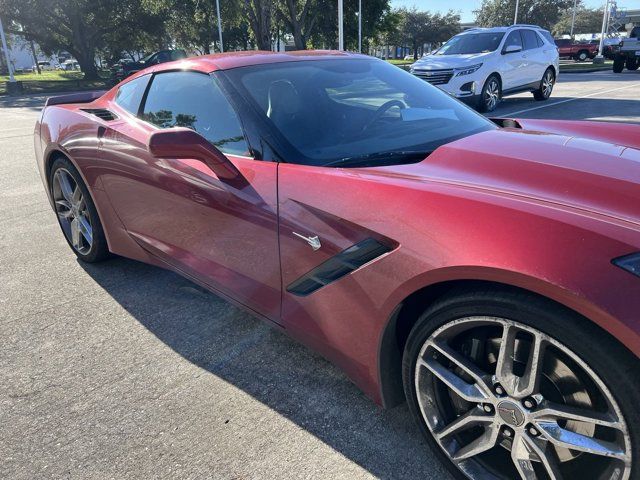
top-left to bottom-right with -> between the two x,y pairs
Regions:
141,71 -> 249,156
534,32 -> 544,47
115,74 -> 150,115
522,30 -> 540,50
504,30 -> 523,51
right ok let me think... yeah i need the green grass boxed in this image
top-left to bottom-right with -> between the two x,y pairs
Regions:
559,60 -> 612,72
386,59 -> 413,66
0,70 -> 87,82
1,70 -> 113,95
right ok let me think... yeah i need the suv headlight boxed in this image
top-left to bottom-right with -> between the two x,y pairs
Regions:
455,63 -> 483,76
613,253 -> 640,277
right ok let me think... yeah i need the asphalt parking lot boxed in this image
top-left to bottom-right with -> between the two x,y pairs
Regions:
1,69 -> 639,480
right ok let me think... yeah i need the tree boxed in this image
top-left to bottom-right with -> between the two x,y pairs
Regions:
553,7 -> 603,36
475,0 -> 573,30
0,0 -> 168,79
245,0 -> 273,50
398,8 -> 460,59
276,0 -> 323,50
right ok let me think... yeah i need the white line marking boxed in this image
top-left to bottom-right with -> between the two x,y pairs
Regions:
500,81 -> 640,117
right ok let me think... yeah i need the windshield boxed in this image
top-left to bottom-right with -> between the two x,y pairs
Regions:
437,32 -> 505,55
225,59 -> 495,167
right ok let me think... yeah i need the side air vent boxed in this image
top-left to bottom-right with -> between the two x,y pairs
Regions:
80,108 -> 118,121
287,238 -> 392,296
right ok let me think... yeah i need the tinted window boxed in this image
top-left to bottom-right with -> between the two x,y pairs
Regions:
541,30 -> 555,44
535,32 -> 544,47
227,59 -> 496,167
141,71 -> 249,156
522,30 -> 540,50
504,30 -> 524,51
436,32 -> 505,55
115,74 -> 150,114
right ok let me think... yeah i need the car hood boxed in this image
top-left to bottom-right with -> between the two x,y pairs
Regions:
379,128 -> 640,226
412,52 -> 493,70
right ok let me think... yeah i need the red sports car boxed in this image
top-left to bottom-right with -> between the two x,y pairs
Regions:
34,51 -> 640,480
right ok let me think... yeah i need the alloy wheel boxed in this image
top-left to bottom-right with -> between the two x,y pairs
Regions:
542,72 -> 554,99
484,79 -> 500,111
415,317 -> 631,480
52,168 -> 93,255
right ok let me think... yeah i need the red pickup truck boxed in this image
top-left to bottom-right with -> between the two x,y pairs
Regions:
554,38 -> 599,61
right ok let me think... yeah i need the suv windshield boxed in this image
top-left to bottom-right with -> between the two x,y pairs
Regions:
225,59 -> 495,167
436,32 -> 505,55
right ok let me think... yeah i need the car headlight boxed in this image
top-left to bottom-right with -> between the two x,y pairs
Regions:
613,253 -> 640,277
455,63 -> 483,76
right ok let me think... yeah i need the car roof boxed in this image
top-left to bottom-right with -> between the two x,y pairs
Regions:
460,25 -> 545,34
140,50 -> 363,75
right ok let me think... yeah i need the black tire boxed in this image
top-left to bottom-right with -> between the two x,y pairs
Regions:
49,156 -> 110,263
613,56 -> 625,73
626,58 -> 639,71
476,75 -> 501,113
402,286 -> 639,480
576,50 -> 589,62
533,67 -> 555,101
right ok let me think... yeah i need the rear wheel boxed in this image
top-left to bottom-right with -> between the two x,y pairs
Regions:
626,58 -> 639,71
477,75 -> 501,113
533,68 -> 555,101
576,50 -> 589,62
613,56 -> 625,73
50,157 -> 109,263
403,288 -> 637,480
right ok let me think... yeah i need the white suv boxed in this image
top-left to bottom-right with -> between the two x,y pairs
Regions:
410,25 -> 560,112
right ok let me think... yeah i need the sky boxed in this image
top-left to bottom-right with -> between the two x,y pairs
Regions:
390,0 -> 637,23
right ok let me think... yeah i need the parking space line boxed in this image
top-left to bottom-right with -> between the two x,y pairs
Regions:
502,81 -> 640,117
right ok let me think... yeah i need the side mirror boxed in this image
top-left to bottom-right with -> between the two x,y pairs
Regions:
503,44 -> 522,54
148,128 -> 239,179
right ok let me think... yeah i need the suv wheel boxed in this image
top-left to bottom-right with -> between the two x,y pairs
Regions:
477,75 -> 501,113
626,58 -> 639,71
533,68 -> 554,101
613,56 -> 625,73
403,288 -> 637,480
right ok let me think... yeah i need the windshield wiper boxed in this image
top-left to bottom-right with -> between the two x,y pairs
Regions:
321,150 -> 432,168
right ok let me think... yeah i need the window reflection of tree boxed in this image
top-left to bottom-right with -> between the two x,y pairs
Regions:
214,135 -> 245,150
142,110 -> 197,130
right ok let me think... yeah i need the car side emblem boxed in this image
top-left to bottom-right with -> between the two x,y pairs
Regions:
293,232 -> 322,251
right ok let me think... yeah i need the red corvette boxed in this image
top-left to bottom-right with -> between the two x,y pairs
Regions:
35,51 -> 640,480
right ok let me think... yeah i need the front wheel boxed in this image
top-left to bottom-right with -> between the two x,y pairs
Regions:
533,68 -> 555,101
477,75 -> 501,113
403,288 -> 637,480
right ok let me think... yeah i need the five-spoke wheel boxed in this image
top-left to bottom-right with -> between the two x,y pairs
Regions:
50,157 -> 109,262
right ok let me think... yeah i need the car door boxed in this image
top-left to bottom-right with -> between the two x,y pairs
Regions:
98,70 -> 281,321
521,29 -> 546,84
500,30 -> 527,90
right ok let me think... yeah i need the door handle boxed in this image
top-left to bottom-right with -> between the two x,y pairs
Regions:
292,232 -> 322,251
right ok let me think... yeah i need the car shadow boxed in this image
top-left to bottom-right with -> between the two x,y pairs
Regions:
78,256 -> 451,479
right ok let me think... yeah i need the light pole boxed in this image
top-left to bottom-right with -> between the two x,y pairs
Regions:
570,0 -> 578,38
594,0 -> 609,63
0,17 -> 15,82
215,0 -> 224,53
338,0 -> 344,51
514,0 -> 519,24
358,0 -> 362,53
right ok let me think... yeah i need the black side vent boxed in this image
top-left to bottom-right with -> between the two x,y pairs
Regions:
287,238 -> 392,297
80,108 -> 118,121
